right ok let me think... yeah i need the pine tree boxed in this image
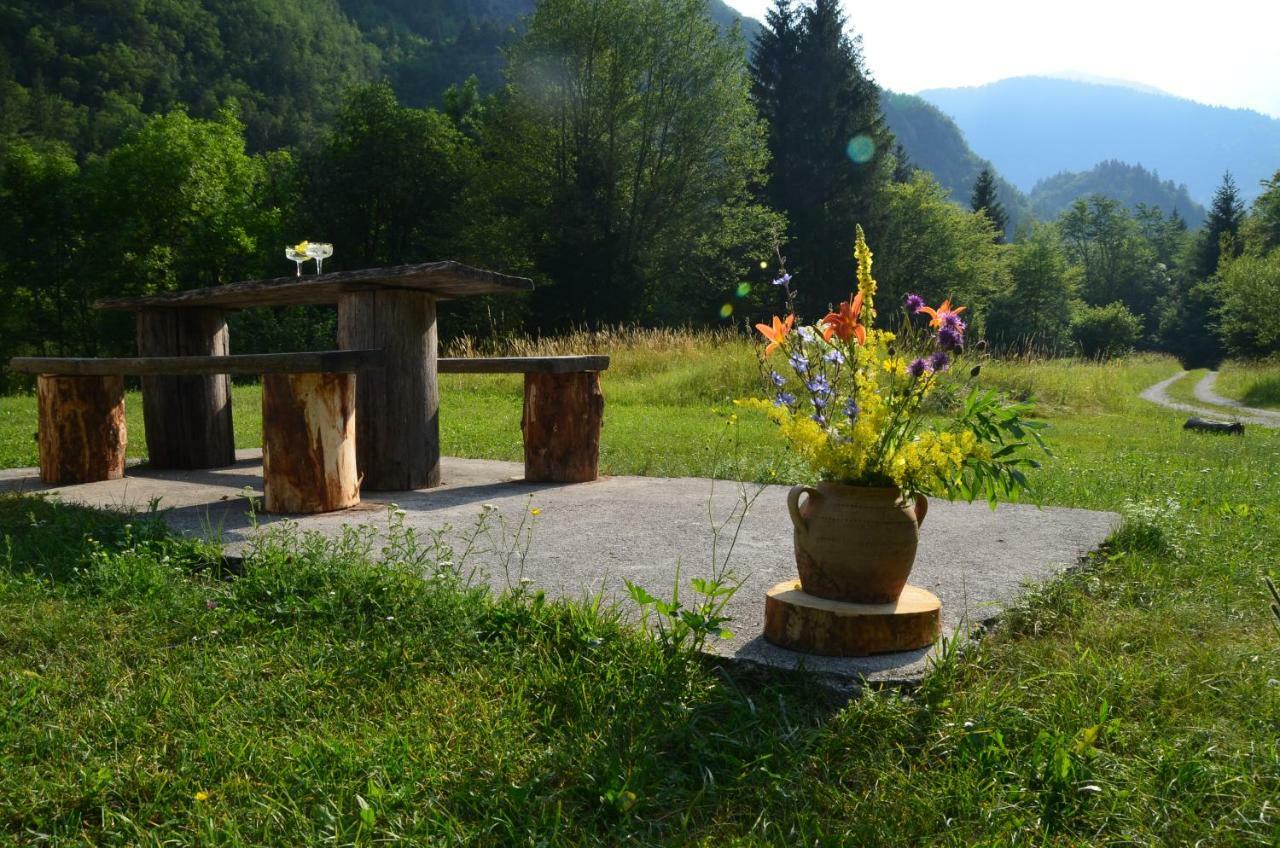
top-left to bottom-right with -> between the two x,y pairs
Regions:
969,166 -> 1007,242
1194,171 -> 1244,279
751,0 -> 893,311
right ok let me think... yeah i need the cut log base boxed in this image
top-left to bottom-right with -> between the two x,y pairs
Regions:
522,371 -> 604,483
36,375 -> 127,485
763,580 -> 941,657
261,373 -> 360,514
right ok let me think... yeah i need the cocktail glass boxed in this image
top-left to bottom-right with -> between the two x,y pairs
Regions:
306,242 -> 334,275
285,245 -> 311,276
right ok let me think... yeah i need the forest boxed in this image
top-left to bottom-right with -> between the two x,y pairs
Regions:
1,0 -> 1279,391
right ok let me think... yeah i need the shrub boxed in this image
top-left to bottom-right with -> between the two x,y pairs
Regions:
1070,301 -> 1142,359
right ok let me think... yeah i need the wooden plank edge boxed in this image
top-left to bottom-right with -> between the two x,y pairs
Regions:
439,356 -> 611,374
8,350 -> 385,376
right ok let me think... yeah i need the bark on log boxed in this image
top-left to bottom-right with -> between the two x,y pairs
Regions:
261,372 -> 359,514
763,580 -> 941,657
337,290 -> 439,491
521,371 -> 604,483
36,375 -> 127,484
136,308 -> 235,469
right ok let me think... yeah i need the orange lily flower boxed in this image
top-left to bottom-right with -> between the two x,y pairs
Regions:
821,292 -> 867,345
918,298 -> 967,329
755,314 -> 794,356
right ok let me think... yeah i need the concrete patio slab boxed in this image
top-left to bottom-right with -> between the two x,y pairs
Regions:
1,451 -> 1117,688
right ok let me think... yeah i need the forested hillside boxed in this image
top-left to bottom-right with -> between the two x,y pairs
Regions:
1029,161 -> 1205,226
0,0 -> 757,154
880,91 -> 1029,235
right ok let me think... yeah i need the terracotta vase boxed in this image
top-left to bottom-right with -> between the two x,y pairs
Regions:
786,482 -> 928,604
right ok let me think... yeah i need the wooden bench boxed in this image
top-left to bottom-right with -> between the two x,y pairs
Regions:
9,351 -> 382,514
439,356 -> 610,483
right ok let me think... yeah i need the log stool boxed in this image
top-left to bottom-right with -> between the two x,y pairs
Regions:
764,580 -> 941,657
35,375 -> 127,484
261,372 -> 360,514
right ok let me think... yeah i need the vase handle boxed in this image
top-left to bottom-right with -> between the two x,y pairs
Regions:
788,485 -> 820,537
914,492 -> 928,529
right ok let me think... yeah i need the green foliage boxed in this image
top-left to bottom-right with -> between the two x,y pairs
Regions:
985,223 -> 1077,354
302,82 -> 476,269
970,166 -> 1007,242
1059,196 -> 1169,338
1194,171 -> 1245,279
1070,301 -> 1143,359
1217,250 -> 1280,357
1029,160 -> 1205,226
872,172 -> 1009,330
752,0 -> 892,313
497,0 -> 780,327
1241,170 -> 1280,257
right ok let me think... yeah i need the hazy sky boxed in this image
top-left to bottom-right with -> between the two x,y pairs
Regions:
721,0 -> 1280,117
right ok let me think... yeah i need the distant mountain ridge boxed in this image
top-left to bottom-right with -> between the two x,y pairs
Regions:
918,76 -> 1280,205
1028,160 -> 1205,226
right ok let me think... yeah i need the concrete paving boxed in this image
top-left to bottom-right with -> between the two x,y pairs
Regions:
1,451 -> 1117,687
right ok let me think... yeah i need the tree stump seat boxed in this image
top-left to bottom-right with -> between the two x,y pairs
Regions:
438,356 -> 610,483
9,351 -> 382,513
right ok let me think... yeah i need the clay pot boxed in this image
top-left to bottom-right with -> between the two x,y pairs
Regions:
787,482 -> 928,604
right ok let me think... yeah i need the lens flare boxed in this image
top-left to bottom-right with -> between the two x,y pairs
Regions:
759,260 -> 768,270
736,282 -> 751,298
846,134 -> 875,164
719,303 -> 733,319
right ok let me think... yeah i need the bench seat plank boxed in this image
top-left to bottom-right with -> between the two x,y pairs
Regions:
438,355 -> 609,374
9,350 -> 384,377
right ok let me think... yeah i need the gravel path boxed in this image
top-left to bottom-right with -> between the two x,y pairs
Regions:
1140,370 -> 1280,429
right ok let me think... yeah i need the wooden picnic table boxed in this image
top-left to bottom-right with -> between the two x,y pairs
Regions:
96,261 -> 533,491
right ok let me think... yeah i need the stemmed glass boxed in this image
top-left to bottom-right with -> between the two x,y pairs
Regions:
285,243 -> 311,276
306,242 -> 334,275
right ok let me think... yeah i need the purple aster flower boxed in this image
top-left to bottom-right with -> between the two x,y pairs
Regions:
788,352 -> 809,374
771,273 -> 792,287
769,370 -> 785,388
844,399 -> 860,420
774,391 -> 796,407
823,348 -> 845,365
806,374 -> 832,396
907,357 -> 930,378
938,325 -> 964,351
942,311 -> 966,332
928,350 -> 950,373
905,293 -> 925,313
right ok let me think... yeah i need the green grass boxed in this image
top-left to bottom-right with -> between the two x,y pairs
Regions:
2,344 -> 1280,844
1215,359 -> 1280,410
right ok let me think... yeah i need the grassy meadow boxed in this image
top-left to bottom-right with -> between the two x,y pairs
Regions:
2,334 -> 1280,844
1215,358 -> 1280,409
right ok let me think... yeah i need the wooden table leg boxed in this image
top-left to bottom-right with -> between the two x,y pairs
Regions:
337,290 -> 439,490
522,371 -> 604,483
135,308 -> 235,469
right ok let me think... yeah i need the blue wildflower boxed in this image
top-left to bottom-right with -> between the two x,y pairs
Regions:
788,352 -> 809,374
844,399 -> 860,420
774,391 -> 797,407
823,348 -> 845,365
812,413 -> 827,427
806,375 -> 832,396
928,351 -> 950,373
771,273 -> 792,287
769,370 -> 785,387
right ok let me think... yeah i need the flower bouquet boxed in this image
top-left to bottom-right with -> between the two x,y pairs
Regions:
747,226 -> 1047,604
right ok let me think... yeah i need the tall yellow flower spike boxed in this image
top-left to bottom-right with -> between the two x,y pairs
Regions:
854,225 -> 876,323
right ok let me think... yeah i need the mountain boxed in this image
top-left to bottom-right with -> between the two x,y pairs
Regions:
918,76 -> 1280,205
1028,160 -> 1206,226
880,92 -> 1029,235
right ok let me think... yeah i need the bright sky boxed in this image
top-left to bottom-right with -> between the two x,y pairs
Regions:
721,0 -> 1280,117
